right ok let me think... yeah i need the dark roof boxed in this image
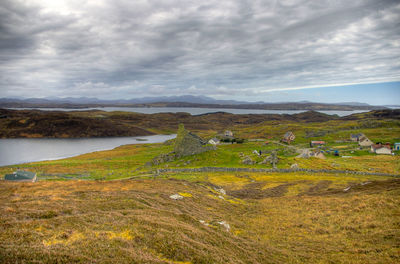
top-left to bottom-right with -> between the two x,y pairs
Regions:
5,171 -> 36,181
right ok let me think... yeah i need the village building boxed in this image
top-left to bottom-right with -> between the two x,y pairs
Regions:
281,131 -> 295,144
224,130 -> 234,137
4,171 -> 37,182
394,143 -> 400,151
371,144 -> 392,155
208,137 -> 220,145
310,141 -> 326,147
358,135 -> 373,147
350,133 -> 364,142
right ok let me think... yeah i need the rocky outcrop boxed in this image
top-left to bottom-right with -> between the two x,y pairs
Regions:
150,124 -> 215,165
174,124 -> 215,157
241,156 -> 255,165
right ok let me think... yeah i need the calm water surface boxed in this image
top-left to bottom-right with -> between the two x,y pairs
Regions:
0,134 -> 175,166
8,107 -> 367,116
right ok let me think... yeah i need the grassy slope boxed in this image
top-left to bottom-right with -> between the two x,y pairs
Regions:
0,175 -> 399,263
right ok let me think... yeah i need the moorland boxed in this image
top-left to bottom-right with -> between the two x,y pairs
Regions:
0,108 -> 399,263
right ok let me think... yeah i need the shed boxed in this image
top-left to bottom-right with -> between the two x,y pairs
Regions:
4,171 -> 37,182
224,130 -> 233,137
350,133 -> 364,142
281,131 -> 295,144
208,138 -> 220,145
310,141 -> 326,147
394,143 -> 400,151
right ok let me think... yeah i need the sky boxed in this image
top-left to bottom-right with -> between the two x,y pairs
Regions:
0,0 -> 399,104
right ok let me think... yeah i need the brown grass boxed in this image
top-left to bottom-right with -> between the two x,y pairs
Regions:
1,175 -> 399,263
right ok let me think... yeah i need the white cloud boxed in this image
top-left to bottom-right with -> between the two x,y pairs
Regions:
0,0 -> 399,100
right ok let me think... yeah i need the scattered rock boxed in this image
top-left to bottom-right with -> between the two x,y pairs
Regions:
297,149 -> 325,159
214,187 -> 226,195
151,152 -> 176,165
290,163 -> 299,169
217,221 -> 231,232
343,186 -> 351,192
169,194 -> 184,200
199,220 -> 209,226
241,156 -> 254,165
360,181 -> 371,186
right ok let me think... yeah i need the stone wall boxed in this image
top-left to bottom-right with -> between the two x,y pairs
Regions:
154,167 -> 400,177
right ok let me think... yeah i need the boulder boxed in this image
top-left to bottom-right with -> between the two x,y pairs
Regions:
169,194 -> 184,200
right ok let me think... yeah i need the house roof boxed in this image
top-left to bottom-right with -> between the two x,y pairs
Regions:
371,144 -> 391,150
311,141 -> 325,144
5,171 -> 36,181
359,136 -> 371,141
283,131 -> 294,137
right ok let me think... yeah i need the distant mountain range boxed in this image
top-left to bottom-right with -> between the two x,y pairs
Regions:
0,95 -> 387,110
0,95 -> 257,105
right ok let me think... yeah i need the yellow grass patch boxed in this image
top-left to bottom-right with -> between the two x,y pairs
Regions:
178,192 -> 193,197
106,229 -> 134,241
43,232 -> 85,247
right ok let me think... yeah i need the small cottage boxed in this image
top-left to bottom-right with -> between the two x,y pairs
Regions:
281,131 -> 295,144
350,133 -> 364,142
208,138 -> 220,145
4,171 -> 37,182
358,136 -> 373,147
224,130 -> 233,137
394,143 -> 400,151
310,141 -> 326,147
371,144 -> 392,155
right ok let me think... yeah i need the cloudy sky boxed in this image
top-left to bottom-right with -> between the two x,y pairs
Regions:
1,0 -> 399,104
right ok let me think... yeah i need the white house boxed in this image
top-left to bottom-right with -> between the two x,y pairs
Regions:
358,136 -> 373,147
224,130 -> 233,137
371,144 -> 392,155
208,138 -> 220,145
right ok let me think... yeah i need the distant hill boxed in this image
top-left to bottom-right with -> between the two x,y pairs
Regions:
0,96 -> 386,111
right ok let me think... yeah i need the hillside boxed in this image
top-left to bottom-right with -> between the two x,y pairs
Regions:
0,96 -> 386,110
1,173 -> 399,263
1,108 -> 399,138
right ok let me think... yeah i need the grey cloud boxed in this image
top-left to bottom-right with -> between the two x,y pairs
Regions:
0,0 -> 399,99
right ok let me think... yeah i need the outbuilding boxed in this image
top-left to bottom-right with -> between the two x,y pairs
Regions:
281,131 -> 295,144
394,143 -> 400,151
310,141 -> 326,147
208,138 -> 220,145
4,171 -> 37,182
